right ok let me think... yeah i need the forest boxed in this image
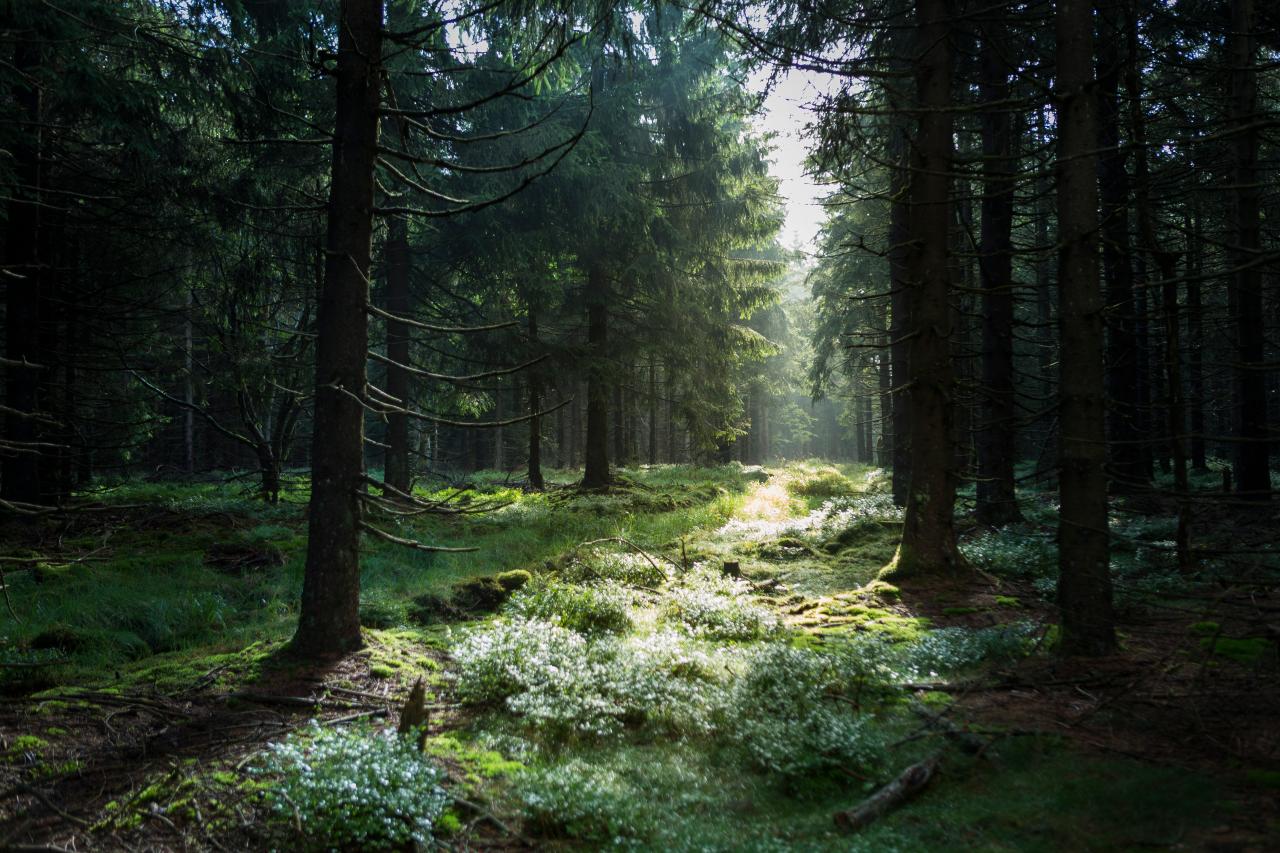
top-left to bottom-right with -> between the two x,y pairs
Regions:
0,0 -> 1277,849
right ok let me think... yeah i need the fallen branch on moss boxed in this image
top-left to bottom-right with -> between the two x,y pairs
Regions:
833,753 -> 941,833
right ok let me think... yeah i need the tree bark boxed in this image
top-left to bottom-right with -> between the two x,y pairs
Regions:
1055,0 -> 1116,656
1097,6 -> 1148,491
293,0 -> 382,658
648,356 -> 658,466
2,36 -> 44,507
887,122 -> 912,508
527,307 -> 544,490
382,214 -> 412,494
1228,0 -> 1269,499
1186,200 -> 1207,471
975,25 -> 1022,526
582,266 -> 610,488
888,0 -> 961,577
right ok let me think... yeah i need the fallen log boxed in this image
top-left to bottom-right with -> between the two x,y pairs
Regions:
833,753 -> 941,833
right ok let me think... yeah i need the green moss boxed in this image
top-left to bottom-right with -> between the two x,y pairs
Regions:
496,569 -> 533,592
362,627 -> 442,687
44,726 -> 68,736
1189,620 -> 1221,637
6,734 -> 47,760
1245,769 -> 1280,790
942,606 -> 980,616
451,576 -> 511,612
36,758 -> 84,778
1201,636 -> 1275,665
435,810 -> 463,835
863,579 -> 901,600
424,735 -> 524,783
994,595 -> 1022,608
112,639 -> 279,694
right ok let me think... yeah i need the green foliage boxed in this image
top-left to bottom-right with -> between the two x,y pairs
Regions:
1200,635 -> 1276,665
505,578 -> 634,635
786,464 -> 857,499
902,623 -> 1040,678
661,565 -> 779,640
722,644 -> 885,776
256,726 -> 449,850
452,619 -> 721,738
519,759 -> 653,845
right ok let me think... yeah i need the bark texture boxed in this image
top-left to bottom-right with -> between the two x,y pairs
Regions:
293,0 -> 383,657
1055,0 -> 1117,656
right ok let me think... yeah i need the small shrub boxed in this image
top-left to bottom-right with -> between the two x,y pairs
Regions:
560,551 -> 665,587
257,725 -> 449,850
661,566 -> 778,641
519,759 -> 649,844
903,622 -> 1039,678
721,644 -> 885,777
787,465 -> 856,499
505,578 -> 633,635
359,598 -> 404,629
452,620 -> 721,737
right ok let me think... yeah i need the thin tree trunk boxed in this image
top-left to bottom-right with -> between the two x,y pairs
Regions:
583,266 -> 610,488
976,25 -> 1022,525
493,381 -> 505,471
888,122 -> 912,507
1097,6 -> 1148,491
293,0 -> 382,657
877,331 -> 892,468
527,307 -> 544,490
2,36 -> 44,506
1055,0 -> 1116,656
1034,107 -> 1057,484
648,356 -> 657,465
888,0 -> 961,577
1186,201 -> 1207,470
382,214 -> 411,493
1229,0 -> 1269,499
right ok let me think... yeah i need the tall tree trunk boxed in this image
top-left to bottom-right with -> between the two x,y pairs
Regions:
648,356 -> 657,466
1055,0 -> 1116,656
611,384 -> 625,464
2,36 -> 44,507
1097,6 -> 1148,491
1229,0 -> 1269,499
1186,201 -> 1207,470
861,392 -> 874,462
184,289 -> 196,475
888,0 -> 960,577
382,214 -> 411,493
854,393 -> 868,464
887,123 -> 912,507
293,0 -> 382,657
976,26 -> 1022,525
493,381 -> 505,471
582,266 -> 610,488
527,307 -> 544,490
1127,8 -> 1191,567
1034,107 -> 1058,484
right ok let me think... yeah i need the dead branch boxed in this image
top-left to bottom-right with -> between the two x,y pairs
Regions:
833,754 -> 941,833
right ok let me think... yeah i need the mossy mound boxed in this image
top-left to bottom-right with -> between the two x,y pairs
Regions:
408,572 -> 530,625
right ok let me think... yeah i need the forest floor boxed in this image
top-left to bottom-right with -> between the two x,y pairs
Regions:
0,462 -> 1277,850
